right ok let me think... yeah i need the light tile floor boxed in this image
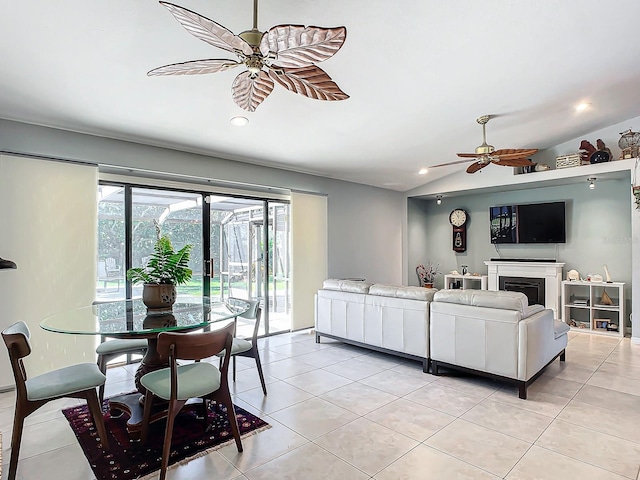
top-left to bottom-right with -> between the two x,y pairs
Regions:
2,330 -> 640,479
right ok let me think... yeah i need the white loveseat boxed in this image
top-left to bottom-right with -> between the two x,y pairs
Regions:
315,279 -> 437,372
430,289 -> 569,399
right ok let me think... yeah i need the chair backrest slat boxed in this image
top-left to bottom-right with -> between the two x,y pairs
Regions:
157,321 -> 234,361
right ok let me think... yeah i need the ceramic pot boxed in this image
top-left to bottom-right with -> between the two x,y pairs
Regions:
142,283 -> 177,310
423,283 -> 434,289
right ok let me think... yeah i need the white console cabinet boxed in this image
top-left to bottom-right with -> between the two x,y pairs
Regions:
444,274 -> 488,290
561,280 -> 625,337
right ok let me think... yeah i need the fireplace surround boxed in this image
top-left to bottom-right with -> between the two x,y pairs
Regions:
485,260 -> 565,318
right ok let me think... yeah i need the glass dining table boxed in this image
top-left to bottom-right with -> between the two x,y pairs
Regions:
41,297 -> 249,438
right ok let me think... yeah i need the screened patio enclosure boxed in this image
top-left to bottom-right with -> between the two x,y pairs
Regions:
96,184 -> 291,335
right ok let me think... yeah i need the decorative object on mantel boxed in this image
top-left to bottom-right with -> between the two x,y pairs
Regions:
603,264 -> 612,283
618,128 -> 640,159
416,261 -> 441,288
0,257 -> 17,269
555,153 -> 583,169
567,269 -> 580,281
147,0 -> 348,112
596,139 -> 613,163
126,221 -> 193,311
579,139 -> 610,164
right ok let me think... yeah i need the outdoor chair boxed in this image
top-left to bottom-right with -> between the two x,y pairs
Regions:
221,298 -> 267,395
2,321 -> 110,480
140,321 -> 242,480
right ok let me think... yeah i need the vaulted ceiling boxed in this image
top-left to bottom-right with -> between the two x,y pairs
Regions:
2,0 -> 640,191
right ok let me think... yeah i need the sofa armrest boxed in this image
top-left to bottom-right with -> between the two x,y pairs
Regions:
517,308 -> 565,381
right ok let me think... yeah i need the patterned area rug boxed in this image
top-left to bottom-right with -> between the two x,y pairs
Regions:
63,397 -> 269,480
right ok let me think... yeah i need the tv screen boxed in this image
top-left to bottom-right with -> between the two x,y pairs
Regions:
490,201 -> 566,244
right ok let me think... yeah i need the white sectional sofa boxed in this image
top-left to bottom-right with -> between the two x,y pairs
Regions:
429,289 -> 569,399
314,279 -> 437,372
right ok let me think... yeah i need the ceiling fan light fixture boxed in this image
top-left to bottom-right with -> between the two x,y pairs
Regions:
418,168 -> 428,175
587,177 -> 596,189
230,116 -> 249,126
436,195 -> 442,205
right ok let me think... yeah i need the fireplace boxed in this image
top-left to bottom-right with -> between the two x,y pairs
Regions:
499,276 -> 545,306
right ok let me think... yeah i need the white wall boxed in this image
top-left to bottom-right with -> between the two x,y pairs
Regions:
0,155 -> 97,389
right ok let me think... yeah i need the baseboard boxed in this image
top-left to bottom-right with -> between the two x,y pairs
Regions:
631,337 -> 640,345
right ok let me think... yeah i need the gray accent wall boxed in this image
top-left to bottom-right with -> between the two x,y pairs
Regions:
408,178 -> 632,324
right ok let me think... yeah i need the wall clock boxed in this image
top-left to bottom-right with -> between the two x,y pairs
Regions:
449,209 -> 468,252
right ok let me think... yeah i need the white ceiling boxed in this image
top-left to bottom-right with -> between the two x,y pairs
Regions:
2,0 -> 640,191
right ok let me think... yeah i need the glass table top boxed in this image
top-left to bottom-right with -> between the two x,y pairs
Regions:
40,297 -> 249,337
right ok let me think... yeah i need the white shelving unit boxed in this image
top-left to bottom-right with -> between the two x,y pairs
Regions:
444,274 -> 488,290
561,280 -> 625,337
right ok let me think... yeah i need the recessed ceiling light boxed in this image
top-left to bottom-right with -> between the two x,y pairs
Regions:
230,116 -> 249,127
575,102 -> 591,112
418,168 -> 428,175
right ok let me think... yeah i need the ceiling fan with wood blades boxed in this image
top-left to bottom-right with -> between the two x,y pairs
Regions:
148,0 -> 349,112
431,115 -> 538,174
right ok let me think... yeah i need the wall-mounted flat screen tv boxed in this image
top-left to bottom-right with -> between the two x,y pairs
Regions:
490,201 -> 566,244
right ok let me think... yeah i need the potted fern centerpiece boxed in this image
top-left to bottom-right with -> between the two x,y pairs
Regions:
127,228 -> 193,311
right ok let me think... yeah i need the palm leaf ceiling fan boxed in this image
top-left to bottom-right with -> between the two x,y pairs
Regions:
431,115 -> 538,174
148,0 -> 349,112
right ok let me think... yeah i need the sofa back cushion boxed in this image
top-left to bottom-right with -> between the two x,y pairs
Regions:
322,279 -> 372,294
369,284 -> 436,301
433,289 -> 529,315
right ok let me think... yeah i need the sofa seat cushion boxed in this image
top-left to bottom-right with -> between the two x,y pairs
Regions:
433,289 -> 529,315
369,284 -> 436,301
554,320 -> 571,339
322,279 -> 372,294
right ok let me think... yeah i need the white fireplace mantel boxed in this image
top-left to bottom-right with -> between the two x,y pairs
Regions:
484,261 -> 565,319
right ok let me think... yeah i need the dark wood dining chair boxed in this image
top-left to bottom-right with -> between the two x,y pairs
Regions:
221,298 -> 267,395
2,321 -> 110,480
140,321 -> 242,480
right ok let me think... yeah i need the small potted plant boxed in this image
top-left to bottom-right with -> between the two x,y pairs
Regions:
416,261 -> 440,288
127,226 -> 193,311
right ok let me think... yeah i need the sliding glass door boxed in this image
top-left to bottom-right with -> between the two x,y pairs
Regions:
130,188 -> 203,300
97,182 -> 290,335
